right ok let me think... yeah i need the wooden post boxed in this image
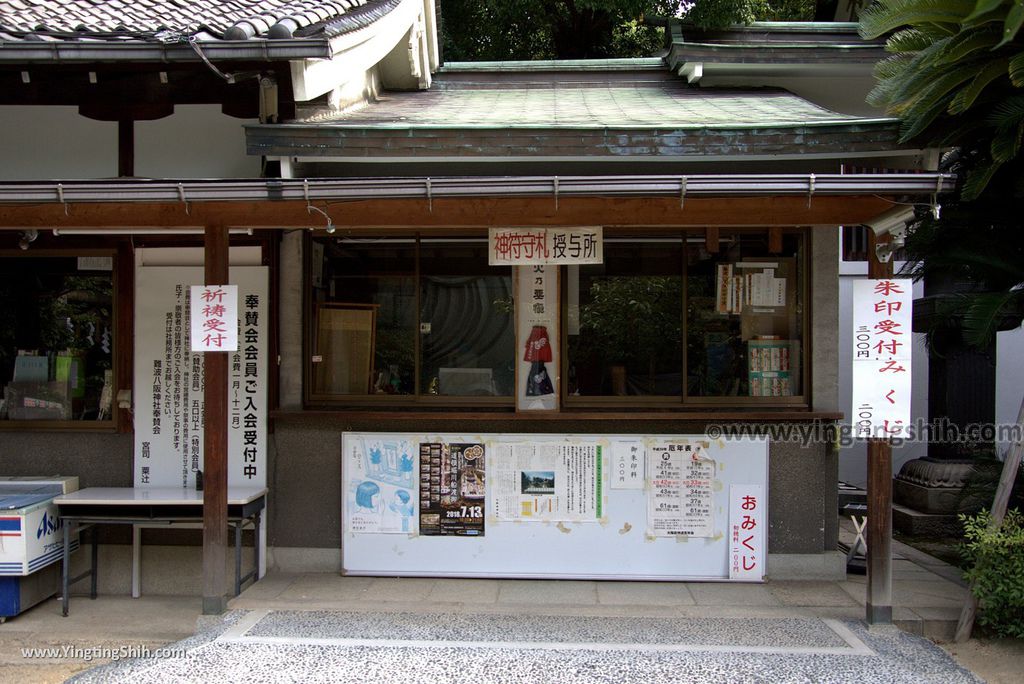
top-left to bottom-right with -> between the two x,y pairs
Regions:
202,225 -> 229,615
866,230 -> 894,625
705,226 -> 719,253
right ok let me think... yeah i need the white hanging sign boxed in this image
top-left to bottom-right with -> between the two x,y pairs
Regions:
851,279 -> 913,439
729,484 -> 765,580
189,284 -> 238,352
489,227 -> 603,265
135,268 -> 267,489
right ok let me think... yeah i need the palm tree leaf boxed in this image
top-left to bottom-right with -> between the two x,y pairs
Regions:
963,0 -> 1008,25
860,0 -> 976,40
961,291 -> 1024,348
986,94 -> 1024,127
949,57 -> 1011,113
874,52 -> 916,79
934,25 -> 1002,63
896,64 -> 982,136
1010,51 -> 1024,86
995,2 -> 1024,48
886,28 -> 942,53
990,121 -> 1024,162
962,159 -> 1004,200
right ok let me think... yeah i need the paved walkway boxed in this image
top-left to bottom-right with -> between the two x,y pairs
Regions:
0,531 -> 985,683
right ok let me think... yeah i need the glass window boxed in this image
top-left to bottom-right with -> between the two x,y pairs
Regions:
0,256 -> 115,422
567,239 -> 683,397
419,240 -> 514,397
311,240 -> 416,396
309,236 -> 514,400
686,233 -> 804,398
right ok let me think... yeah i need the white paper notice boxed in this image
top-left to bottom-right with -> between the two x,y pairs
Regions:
647,441 -> 715,537
611,440 -> 645,490
490,442 -> 603,521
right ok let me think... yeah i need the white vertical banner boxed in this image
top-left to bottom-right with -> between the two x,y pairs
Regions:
134,267 -> 268,489
189,284 -> 238,352
516,265 -> 559,411
851,279 -> 913,439
729,484 -> 765,580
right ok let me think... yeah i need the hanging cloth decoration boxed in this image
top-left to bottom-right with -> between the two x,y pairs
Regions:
524,325 -> 553,363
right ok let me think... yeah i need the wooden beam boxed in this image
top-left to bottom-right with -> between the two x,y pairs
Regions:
769,226 -> 784,253
866,229 -> 894,625
202,225 -> 229,616
0,195 -> 897,230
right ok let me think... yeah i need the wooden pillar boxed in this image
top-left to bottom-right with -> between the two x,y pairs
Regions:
118,120 -> 134,178
202,225 -> 229,615
866,230 -> 894,624
705,226 -> 719,253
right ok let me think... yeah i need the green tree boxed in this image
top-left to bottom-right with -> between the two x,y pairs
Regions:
860,0 -> 1024,199
439,1 -> 818,61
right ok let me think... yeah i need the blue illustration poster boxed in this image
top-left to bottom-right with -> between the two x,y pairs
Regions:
345,437 -> 418,534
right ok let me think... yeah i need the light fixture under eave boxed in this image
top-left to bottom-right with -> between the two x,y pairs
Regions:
50,228 -> 254,236
18,229 -> 38,250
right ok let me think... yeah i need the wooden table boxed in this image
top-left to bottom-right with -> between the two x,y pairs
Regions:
55,486 -> 267,616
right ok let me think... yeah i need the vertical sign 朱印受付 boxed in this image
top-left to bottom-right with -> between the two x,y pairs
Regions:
851,279 -> 913,439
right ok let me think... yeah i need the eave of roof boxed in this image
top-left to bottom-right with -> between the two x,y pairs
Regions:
666,20 -> 887,76
0,0 -> 402,63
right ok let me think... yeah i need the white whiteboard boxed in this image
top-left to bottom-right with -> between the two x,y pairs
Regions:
341,433 -> 768,581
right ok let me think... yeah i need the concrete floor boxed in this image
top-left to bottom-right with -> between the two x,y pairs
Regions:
0,531 -> 982,683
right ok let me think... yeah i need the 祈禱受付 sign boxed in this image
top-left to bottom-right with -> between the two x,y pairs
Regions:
189,284 -> 238,352
489,227 -> 603,266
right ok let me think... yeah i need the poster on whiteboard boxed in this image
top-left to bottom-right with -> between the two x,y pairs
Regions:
133,266 -> 268,489
647,440 -> 715,538
490,442 -> 603,522
418,442 -> 485,536
344,436 -> 418,534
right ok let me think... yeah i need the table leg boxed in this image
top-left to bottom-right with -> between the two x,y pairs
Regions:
234,521 -> 242,596
254,511 -> 261,581
61,522 -> 70,617
132,525 -> 141,599
90,528 -> 98,599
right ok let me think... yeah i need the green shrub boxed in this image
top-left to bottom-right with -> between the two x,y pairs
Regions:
959,508 -> 1024,638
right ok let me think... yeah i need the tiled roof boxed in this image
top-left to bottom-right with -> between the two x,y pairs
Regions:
0,0 -> 375,41
248,71 -> 905,160
300,74 -> 860,128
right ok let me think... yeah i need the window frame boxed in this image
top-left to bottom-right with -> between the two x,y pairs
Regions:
0,248 -> 122,432
561,227 -> 810,410
302,231 -> 515,408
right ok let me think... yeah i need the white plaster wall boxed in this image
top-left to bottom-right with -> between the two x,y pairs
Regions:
996,327 -> 1024,454
0,105 -> 257,180
701,75 -> 882,118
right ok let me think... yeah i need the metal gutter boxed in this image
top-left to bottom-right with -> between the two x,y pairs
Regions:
0,174 -> 955,204
0,39 -> 331,63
